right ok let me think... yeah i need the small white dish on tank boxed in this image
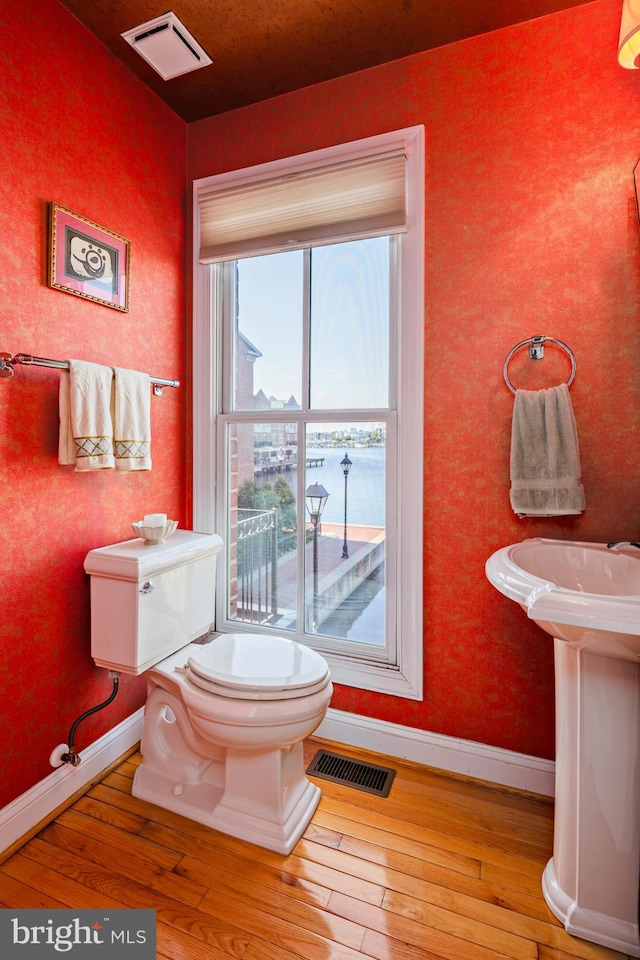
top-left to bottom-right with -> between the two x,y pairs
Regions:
132,519 -> 178,543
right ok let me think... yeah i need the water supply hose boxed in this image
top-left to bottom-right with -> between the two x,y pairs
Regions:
50,672 -> 120,767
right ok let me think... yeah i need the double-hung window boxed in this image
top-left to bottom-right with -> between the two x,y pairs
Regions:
193,127 -> 424,698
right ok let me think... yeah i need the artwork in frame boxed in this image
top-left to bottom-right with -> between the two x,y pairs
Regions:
48,203 -> 130,312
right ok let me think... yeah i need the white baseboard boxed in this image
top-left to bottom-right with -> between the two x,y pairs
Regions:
1,705 -> 554,859
316,708 -> 555,797
0,708 -> 144,858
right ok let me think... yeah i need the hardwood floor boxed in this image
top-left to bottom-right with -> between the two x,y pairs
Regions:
0,739 -> 631,960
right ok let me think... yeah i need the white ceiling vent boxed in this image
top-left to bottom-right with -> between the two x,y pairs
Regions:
121,12 -> 212,80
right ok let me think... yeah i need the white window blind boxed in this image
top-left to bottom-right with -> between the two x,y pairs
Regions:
197,148 -> 408,263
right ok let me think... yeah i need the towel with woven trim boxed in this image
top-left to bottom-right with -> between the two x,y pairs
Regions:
58,360 -> 114,471
112,367 -> 151,471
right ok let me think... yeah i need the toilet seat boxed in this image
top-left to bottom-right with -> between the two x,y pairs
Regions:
185,633 -> 331,701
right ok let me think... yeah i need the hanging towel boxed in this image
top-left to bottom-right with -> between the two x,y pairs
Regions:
112,367 -> 151,471
58,360 -> 115,471
510,383 -> 586,517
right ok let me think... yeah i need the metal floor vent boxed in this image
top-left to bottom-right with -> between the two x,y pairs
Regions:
307,750 -> 396,797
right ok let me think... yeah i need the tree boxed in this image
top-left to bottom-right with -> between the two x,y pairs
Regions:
238,476 -> 297,552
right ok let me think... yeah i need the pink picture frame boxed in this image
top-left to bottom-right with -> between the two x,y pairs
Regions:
48,203 -> 130,312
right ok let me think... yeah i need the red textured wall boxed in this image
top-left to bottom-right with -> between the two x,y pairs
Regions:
0,0 -> 187,807
190,0 -> 640,762
2,0 -> 639,815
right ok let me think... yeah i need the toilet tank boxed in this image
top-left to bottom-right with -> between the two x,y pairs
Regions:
84,530 -> 223,675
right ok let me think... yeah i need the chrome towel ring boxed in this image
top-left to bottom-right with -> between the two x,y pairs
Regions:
503,336 -> 576,394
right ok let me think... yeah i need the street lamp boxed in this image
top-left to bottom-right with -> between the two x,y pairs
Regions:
305,482 -> 329,633
340,453 -> 352,559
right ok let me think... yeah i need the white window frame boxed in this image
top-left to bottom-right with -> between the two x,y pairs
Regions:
192,126 -> 424,699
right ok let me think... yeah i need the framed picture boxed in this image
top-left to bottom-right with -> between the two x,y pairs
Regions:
48,203 -> 130,312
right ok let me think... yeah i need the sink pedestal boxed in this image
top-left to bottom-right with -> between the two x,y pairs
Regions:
486,538 -> 640,955
543,639 -> 640,957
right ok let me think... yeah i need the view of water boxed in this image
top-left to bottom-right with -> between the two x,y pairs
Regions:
304,445 -> 385,527
306,446 -> 385,644
252,444 -> 386,644
321,566 -> 385,644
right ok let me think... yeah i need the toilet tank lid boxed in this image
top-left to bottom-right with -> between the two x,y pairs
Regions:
84,530 -> 223,581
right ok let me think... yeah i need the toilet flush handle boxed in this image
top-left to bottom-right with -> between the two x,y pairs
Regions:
140,581 -> 155,594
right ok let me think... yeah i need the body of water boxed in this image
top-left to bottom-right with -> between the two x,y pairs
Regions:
304,446 -> 385,528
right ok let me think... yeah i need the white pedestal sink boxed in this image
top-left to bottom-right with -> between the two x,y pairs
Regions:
486,538 -> 640,958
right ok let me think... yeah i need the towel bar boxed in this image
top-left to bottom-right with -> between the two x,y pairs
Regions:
0,352 -> 179,396
503,336 -> 576,394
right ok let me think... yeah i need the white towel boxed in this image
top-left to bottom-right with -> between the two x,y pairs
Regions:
58,360 -> 115,471
510,383 -> 586,517
112,367 -> 151,471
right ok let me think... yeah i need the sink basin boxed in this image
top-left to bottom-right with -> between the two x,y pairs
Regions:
486,537 -> 640,957
486,537 -> 640,661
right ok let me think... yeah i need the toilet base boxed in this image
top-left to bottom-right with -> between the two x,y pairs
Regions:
131,744 -> 320,855
132,687 -> 322,854
133,758 -> 320,855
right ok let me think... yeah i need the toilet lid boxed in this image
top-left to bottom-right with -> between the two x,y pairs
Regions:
185,633 -> 330,700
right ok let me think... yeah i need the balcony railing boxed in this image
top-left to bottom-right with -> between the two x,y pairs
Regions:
236,508 -> 278,623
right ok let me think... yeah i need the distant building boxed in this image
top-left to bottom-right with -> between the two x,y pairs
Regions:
235,331 -> 300,486
235,332 -> 263,485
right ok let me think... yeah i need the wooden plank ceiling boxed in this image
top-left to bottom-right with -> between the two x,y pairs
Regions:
57,1 -> 597,121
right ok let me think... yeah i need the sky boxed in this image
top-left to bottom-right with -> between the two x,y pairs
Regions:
236,236 -> 390,412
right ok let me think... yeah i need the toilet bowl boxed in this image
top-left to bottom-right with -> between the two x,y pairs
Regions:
84,531 -> 332,854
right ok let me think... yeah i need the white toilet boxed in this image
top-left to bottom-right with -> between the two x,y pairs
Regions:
84,530 -> 333,854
